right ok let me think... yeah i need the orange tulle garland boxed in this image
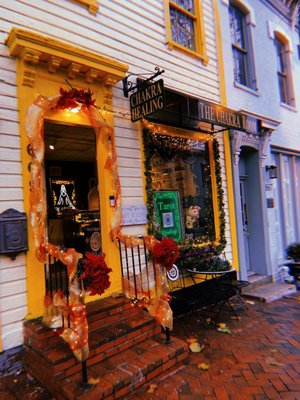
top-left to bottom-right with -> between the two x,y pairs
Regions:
25,91 -> 117,361
26,88 -> 175,360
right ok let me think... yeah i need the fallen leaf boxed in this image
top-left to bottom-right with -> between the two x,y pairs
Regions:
189,342 -> 205,353
88,377 -> 100,385
217,324 -> 231,334
147,384 -> 158,394
186,337 -> 198,344
217,327 -> 231,334
266,357 -> 284,367
269,348 -> 278,354
198,363 -> 210,370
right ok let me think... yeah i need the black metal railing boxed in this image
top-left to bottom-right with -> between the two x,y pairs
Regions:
118,236 -> 155,301
118,236 -> 171,342
44,255 -> 88,385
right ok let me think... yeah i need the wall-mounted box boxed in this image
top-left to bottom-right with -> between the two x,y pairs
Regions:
0,209 -> 28,260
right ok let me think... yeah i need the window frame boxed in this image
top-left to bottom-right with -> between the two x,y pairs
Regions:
229,1 -> 257,90
164,0 -> 208,64
274,33 -> 295,108
68,0 -> 98,14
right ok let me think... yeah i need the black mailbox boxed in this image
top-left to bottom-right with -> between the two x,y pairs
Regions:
0,209 -> 28,260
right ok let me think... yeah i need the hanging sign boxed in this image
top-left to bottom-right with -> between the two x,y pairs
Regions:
153,190 -> 183,242
130,79 -> 165,122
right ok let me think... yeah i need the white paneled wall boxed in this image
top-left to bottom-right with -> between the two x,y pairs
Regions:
0,0 -> 225,349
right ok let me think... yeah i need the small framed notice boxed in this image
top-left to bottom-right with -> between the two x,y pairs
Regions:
153,190 -> 183,242
122,205 -> 148,226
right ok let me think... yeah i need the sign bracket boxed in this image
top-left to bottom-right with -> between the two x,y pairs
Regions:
122,67 -> 165,98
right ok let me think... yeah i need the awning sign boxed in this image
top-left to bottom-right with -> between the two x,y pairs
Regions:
198,100 -> 259,134
130,79 -> 165,122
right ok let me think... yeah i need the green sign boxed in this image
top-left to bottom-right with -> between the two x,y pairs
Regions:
130,79 -> 165,122
153,190 -> 183,242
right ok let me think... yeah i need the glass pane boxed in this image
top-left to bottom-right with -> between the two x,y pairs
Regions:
149,137 -> 213,241
233,48 -> 247,85
174,0 -> 194,13
170,6 -> 195,50
278,74 -> 288,103
275,39 -> 286,73
229,6 -> 245,49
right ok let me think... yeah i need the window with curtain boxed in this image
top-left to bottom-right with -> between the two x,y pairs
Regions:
165,0 -> 207,61
229,3 -> 256,89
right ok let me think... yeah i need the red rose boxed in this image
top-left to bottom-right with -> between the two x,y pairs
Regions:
152,238 -> 179,271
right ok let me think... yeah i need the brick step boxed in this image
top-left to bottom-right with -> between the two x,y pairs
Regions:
24,309 -> 161,381
54,335 -> 188,400
86,296 -> 142,330
23,296 -> 141,352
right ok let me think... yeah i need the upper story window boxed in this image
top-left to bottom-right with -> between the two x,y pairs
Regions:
274,34 -> 294,106
165,0 -> 208,63
229,3 -> 256,89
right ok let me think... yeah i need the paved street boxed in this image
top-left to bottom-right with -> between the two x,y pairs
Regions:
1,292 -> 300,400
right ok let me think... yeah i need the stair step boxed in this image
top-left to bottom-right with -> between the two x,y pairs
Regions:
23,296 -> 139,351
246,274 -> 272,290
59,335 -> 188,400
24,309 -> 161,378
242,282 -> 297,303
23,296 -> 189,399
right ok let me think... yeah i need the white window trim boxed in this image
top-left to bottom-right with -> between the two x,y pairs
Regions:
222,0 -> 256,26
269,26 -> 296,108
227,0 -> 258,90
267,21 -> 293,52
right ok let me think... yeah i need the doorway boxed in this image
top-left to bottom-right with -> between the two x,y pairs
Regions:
44,121 -> 102,256
239,178 -> 251,272
238,146 -> 268,278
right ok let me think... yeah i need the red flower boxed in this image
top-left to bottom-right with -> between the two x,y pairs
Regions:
78,253 -> 112,296
152,238 -> 180,271
56,88 -> 96,110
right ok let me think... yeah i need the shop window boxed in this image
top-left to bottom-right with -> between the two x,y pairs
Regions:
143,130 -> 215,243
229,3 -> 256,89
274,34 -> 295,107
165,0 -> 208,63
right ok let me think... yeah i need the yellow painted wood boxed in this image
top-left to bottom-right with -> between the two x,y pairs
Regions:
164,0 -> 209,64
208,140 -> 221,242
6,28 -> 128,318
69,0 -> 99,14
213,0 -> 239,270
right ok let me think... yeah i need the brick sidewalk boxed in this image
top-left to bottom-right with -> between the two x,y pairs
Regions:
126,293 -> 300,400
1,293 -> 300,400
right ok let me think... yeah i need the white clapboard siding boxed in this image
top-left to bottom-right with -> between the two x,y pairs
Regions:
0,201 -> 24,213
0,134 -> 20,149
0,174 -> 22,187
0,161 -> 22,175
0,279 -> 27,297
0,266 -> 26,283
2,321 -> 24,350
1,292 -> 27,313
0,0 -> 232,350
1,306 -> 27,326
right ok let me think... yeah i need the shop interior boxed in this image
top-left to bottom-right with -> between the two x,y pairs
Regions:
44,121 -> 101,256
